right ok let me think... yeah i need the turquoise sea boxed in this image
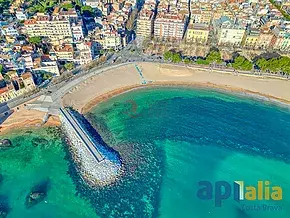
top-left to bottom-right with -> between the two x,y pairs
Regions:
1,86 -> 290,218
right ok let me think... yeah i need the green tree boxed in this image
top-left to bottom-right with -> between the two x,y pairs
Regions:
255,56 -> 290,74
184,58 -> 192,64
269,0 -> 290,21
126,8 -> 138,32
206,50 -> 222,64
0,0 -> 12,13
0,64 -> 3,73
64,62 -> 75,71
196,58 -> 210,65
163,51 -> 182,63
28,0 -> 57,13
43,72 -> 52,80
61,3 -> 74,10
28,36 -> 42,44
256,58 -> 268,71
3,74 -> 10,81
171,53 -> 182,63
81,5 -> 94,15
232,56 -> 253,71
163,51 -> 173,61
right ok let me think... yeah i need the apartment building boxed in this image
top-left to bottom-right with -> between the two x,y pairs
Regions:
0,83 -> 23,103
74,42 -> 93,65
15,8 -> 27,20
256,28 -> 275,49
272,27 -> 290,51
186,23 -> 209,44
243,28 -> 260,48
1,25 -> 19,37
0,72 -> 36,103
136,9 -> 155,38
51,44 -> 74,61
218,21 -> 245,46
24,14 -> 73,43
84,0 -> 102,8
103,32 -> 122,49
71,21 -> 85,41
33,55 -> 60,76
154,12 -> 186,40
24,9 -> 83,44
21,72 -> 36,91
191,10 -> 212,25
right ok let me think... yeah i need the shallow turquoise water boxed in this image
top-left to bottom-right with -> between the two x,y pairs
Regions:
87,87 -> 290,218
1,86 -> 290,218
0,128 -> 98,218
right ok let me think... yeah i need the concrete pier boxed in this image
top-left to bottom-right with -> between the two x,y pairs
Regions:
59,108 -> 104,162
59,107 -> 122,186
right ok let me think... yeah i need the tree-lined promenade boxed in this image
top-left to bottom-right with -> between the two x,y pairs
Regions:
163,49 -> 290,75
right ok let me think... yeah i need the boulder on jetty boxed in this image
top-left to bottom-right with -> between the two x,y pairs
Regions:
25,180 -> 49,208
0,139 -> 12,148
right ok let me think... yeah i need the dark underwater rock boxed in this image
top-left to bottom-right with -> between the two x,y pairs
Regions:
0,195 -> 10,218
25,179 -> 50,208
0,139 -> 12,148
31,137 -> 48,147
0,210 -> 8,218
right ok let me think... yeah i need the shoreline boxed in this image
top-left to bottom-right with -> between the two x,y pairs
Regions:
0,115 -> 60,135
81,81 -> 290,114
2,62 -> 290,134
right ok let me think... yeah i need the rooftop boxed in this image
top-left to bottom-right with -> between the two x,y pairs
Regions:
21,72 -> 33,80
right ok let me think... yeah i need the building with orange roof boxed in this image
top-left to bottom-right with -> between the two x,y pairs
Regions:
21,72 -> 36,91
51,44 -> 74,61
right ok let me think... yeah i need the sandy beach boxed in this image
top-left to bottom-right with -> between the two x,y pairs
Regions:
2,62 -> 290,134
63,62 -> 290,113
0,99 -> 60,134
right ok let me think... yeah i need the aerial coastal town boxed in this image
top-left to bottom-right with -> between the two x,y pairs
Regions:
0,0 -> 290,103
1,0 -> 290,217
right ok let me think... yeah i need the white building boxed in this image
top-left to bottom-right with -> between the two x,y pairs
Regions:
33,55 -> 60,76
84,0 -> 101,8
72,21 -> 84,41
1,25 -> 19,37
218,21 -> 245,46
15,9 -> 27,20
74,42 -> 93,65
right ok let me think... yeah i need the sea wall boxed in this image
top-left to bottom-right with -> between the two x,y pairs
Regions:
59,108 -> 123,186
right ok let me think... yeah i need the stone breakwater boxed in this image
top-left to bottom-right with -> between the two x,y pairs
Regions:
59,108 -> 123,186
